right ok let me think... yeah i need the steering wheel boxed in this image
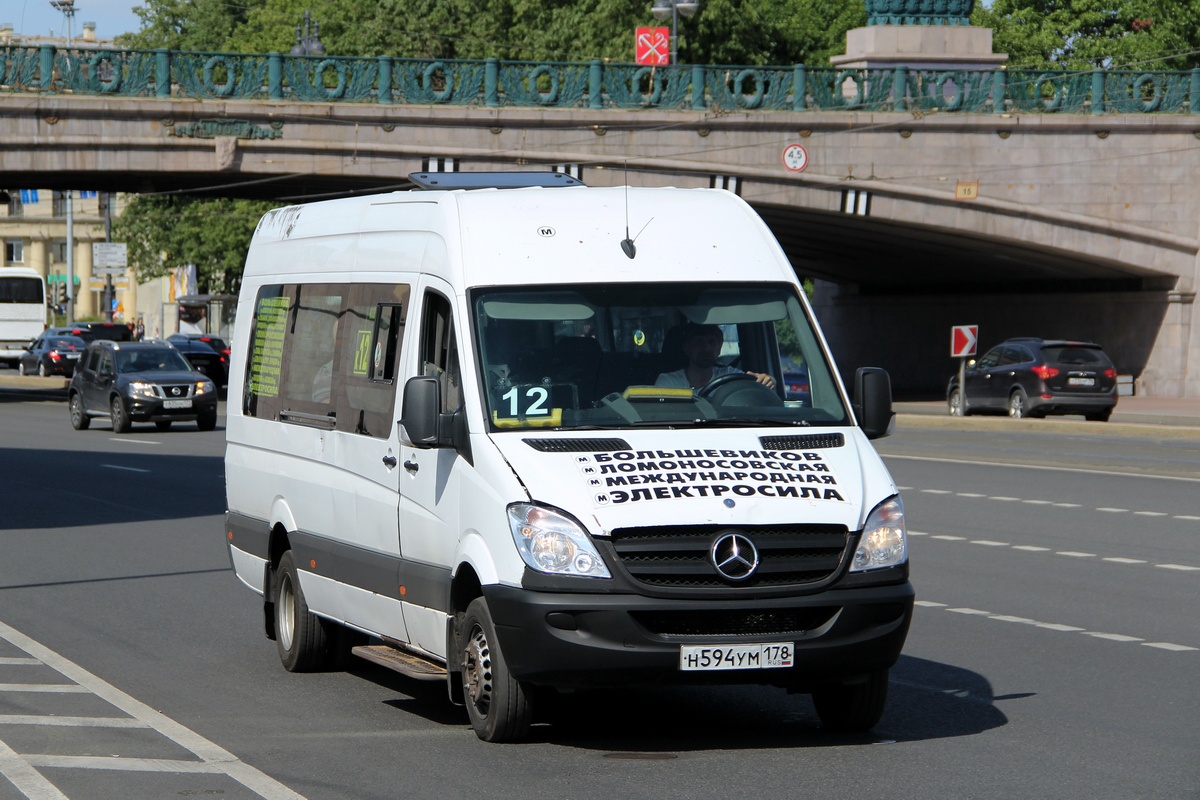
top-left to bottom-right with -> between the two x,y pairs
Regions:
697,371 -> 756,397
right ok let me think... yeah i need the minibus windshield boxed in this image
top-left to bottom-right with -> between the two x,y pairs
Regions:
471,283 -> 850,431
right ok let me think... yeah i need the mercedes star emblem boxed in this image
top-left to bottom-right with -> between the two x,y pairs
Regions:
710,532 -> 759,581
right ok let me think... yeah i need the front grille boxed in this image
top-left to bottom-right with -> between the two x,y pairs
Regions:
157,383 -> 195,399
609,523 -> 849,591
632,607 -> 838,638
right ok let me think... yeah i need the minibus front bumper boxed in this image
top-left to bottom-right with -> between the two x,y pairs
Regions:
481,579 -> 914,690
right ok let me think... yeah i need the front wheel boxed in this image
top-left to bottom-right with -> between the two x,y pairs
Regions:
110,396 -> 131,433
69,393 -> 90,430
811,669 -> 889,733
1008,388 -> 1029,419
459,597 -> 533,742
196,407 -> 217,431
17,361 -> 26,376
274,550 -> 333,672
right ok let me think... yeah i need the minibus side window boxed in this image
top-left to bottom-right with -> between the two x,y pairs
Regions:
244,285 -> 289,420
334,283 -> 411,438
419,292 -> 462,415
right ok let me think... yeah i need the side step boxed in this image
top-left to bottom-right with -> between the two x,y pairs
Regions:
351,644 -> 448,682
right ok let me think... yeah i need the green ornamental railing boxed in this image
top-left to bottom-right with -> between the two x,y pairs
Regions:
3,44 -> 1200,114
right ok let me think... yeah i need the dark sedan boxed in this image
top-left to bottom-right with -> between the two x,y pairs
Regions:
165,334 -> 229,387
18,335 -> 87,377
68,341 -> 219,432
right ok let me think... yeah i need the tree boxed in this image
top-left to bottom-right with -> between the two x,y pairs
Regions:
112,196 -> 280,294
973,0 -> 1200,70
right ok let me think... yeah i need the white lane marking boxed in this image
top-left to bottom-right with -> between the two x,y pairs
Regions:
915,530 -> 1198,573
0,620 -> 306,800
957,492 -> 987,497
917,603 -> 1195,651
1144,642 -> 1200,652
1097,507 -> 1129,513
883,453 -> 1200,483
0,684 -> 88,693
1176,515 -> 1200,521
921,489 -> 953,494
1022,499 -> 1054,505
990,496 -> 1020,501
106,438 -> 161,445
0,658 -> 39,666
24,755 -> 228,773
1134,511 -> 1168,517
0,738 -> 66,800
0,716 -> 146,728
100,464 -> 150,473
1053,503 -> 1082,508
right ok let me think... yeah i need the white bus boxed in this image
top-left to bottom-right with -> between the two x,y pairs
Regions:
0,267 -> 48,367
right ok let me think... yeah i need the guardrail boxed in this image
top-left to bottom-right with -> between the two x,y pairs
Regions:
4,45 -> 1200,114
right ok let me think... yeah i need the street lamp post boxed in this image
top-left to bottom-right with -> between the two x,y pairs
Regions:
651,0 -> 700,65
290,10 -> 326,57
49,0 -> 77,47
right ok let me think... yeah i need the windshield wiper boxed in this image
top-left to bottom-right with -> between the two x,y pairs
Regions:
680,417 -> 811,428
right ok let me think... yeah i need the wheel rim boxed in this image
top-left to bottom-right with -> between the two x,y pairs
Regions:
71,397 -> 82,425
1009,394 -> 1024,418
463,623 -> 494,719
17,363 -> 24,376
111,399 -> 124,428
38,363 -> 46,377
276,572 -> 296,652
949,391 -> 962,416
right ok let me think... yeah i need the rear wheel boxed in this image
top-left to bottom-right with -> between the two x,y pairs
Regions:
812,669 -> 889,733
69,393 -> 90,430
110,396 -> 131,433
948,388 -> 969,417
274,550 -> 333,672
1086,408 -> 1113,422
37,362 -> 47,377
1008,388 -> 1029,419
459,597 -> 533,742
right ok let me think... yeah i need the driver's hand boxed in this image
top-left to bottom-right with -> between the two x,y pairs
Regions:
748,371 -> 776,389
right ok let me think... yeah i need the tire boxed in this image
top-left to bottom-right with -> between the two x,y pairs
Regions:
812,669 -> 889,733
1008,388 -> 1029,419
196,407 -> 217,432
69,393 -> 90,430
17,361 -> 26,376
155,420 -> 173,431
1086,408 -> 1113,422
110,396 -> 131,433
948,388 -> 969,417
273,550 -> 334,672
37,362 -> 47,377
459,597 -> 533,742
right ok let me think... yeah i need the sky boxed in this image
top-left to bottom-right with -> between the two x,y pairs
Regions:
10,0 -> 142,40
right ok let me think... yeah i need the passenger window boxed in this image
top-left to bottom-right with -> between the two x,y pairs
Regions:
244,285 -> 289,420
334,284 -> 410,438
96,350 -> 113,375
419,292 -> 462,415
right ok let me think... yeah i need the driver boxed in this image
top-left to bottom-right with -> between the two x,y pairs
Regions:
655,323 -> 776,390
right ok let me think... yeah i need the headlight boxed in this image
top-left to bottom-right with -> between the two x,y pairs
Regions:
507,504 -> 611,578
850,496 -> 907,572
195,380 -> 216,395
128,381 -> 157,397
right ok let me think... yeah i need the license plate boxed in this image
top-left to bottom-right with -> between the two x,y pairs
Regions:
680,643 -> 794,671
1067,377 -> 1094,387
163,399 -> 192,409
66,353 -> 80,359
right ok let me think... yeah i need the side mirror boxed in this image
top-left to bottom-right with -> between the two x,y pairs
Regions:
400,376 -> 440,447
853,367 -> 894,440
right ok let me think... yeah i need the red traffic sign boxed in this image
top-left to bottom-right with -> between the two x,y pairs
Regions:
782,143 -> 808,172
635,27 -> 670,66
951,325 -> 978,358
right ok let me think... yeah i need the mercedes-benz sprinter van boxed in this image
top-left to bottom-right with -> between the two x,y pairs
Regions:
224,173 -> 913,742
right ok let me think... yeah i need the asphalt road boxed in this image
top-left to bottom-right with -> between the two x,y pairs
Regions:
0,396 -> 1197,799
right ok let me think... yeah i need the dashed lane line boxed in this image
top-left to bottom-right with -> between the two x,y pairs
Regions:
885,454 -> 1200,484
909,530 -> 1199,573
914,600 -> 1197,652
900,486 -> 1199,522
0,619 -> 306,800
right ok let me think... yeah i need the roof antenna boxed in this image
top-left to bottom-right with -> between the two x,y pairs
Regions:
620,162 -> 651,259
620,165 -> 636,259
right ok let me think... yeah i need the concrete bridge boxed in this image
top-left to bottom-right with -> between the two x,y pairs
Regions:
3,48 -> 1198,396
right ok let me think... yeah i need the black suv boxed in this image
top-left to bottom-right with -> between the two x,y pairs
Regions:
947,338 -> 1118,421
68,341 -> 219,432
